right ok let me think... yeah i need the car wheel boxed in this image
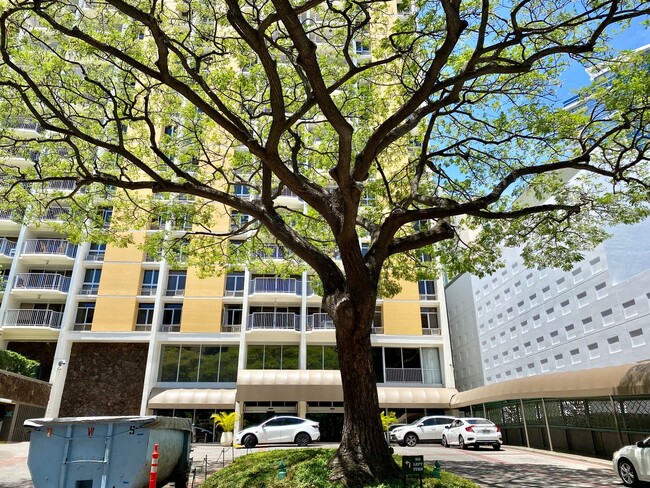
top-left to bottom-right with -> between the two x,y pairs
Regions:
618,459 -> 638,487
404,433 -> 418,447
442,435 -> 449,448
295,432 -> 311,447
459,435 -> 467,450
243,434 -> 258,448
492,443 -> 501,451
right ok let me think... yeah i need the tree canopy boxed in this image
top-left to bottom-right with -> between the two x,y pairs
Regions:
1,0 -> 649,484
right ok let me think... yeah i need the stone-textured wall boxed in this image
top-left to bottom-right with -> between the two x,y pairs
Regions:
7,342 -> 56,381
60,343 -> 148,417
0,370 -> 50,406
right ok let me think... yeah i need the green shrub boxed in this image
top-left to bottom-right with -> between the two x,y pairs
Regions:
202,448 -> 479,488
0,349 -> 40,378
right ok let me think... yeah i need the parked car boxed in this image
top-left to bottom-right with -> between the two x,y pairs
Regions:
389,416 -> 457,447
234,416 -> 320,448
613,437 -> 650,487
441,417 -> 502,450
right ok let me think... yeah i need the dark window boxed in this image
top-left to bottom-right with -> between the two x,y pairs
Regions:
80,269 -> 102,295
163,303 -> 182,325
141,270 -> 159,295
74,302 -> 95,327
136,303 -> 155,325
166,270 -> 186,296
225,272 -> 245,296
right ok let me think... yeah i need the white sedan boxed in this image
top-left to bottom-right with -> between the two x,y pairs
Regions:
234,416 -> 320,448
613,437 -> 650,487
441,417 -> 502,450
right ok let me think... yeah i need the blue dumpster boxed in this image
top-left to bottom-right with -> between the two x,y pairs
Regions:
24,416 -> 192,488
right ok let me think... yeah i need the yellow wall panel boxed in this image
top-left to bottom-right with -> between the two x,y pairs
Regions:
181,298 -> 222,332
104,232 -> 146,262
393,280 -> 419,300
186,268 -> 225,297
383,300 -> 421,335
98,263 -> 143,296
210,204 -> 231,233
93,297 -> 137,331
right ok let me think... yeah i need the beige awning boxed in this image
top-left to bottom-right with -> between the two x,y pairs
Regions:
378,387 -> 458,408
236,370 -> 343,402
451,362 -> 650,407
148,388 -> 237,409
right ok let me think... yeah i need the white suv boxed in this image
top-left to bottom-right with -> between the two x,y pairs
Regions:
390,416 -> 457,447
234,416 -> 320,448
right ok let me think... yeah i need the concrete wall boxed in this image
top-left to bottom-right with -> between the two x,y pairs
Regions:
59,343 -> 148,417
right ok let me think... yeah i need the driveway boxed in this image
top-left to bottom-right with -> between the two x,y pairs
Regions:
0,441 -> 637,488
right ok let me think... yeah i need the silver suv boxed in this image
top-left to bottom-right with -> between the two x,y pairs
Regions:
390,415 -> 456,447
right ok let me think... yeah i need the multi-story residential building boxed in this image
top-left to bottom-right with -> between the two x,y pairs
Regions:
0,162 -> 456,443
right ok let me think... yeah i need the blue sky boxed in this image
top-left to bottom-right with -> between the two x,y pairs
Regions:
557,17 -> 650,103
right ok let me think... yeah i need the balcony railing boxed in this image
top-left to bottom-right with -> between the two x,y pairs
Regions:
79,283 -> 100,295
0,209 -> 22,221
140,284 -> 157,296
23,238 -> 77,258
42,207 -> 70,221
306,313 -> 335,330
247,312 -> 299,330
135,324 -> 152,332
250,277 -> 300,295
160,324 -> 180,332
0,238 -> 16,257
384,368 -> 442,384
3,309 -> 63,329
13,272 -> 71,292
85,249 -> 105,261
7,116 -> 43,133
422,328 -> 441,336
222,324 -> 241,333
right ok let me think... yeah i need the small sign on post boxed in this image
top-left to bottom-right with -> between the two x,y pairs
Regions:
402,455 -> 424,487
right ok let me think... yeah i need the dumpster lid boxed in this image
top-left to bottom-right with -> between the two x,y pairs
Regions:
24,416 -> 192,431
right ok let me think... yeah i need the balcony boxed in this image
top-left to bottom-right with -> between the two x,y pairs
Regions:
0,209 -> 22,230
41,206 -> 70,222
0,238 -> 16,260
13,272 -> 71,297
249,277 -> 313,296
21,238 -> 77,264
3,309 -> 63,329
306,313 -> 335,330
7,116 -> 43,135
247,312 -> 299,331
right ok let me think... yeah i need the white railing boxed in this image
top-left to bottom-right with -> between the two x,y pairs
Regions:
385,368 -> 423,383
13,272 -> 71,292
247,312 -> 299,330
250,277 -> 300,295
42,207 -> 70,221
0,238 -> 16,257
8,116 -> 43,133
3,309 -> 63,329
422,328 -> 442,336
23,238 -> 77,258
306,313 -> 335,330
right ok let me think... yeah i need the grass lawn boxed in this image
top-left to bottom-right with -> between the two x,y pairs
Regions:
201,448 -> 479,488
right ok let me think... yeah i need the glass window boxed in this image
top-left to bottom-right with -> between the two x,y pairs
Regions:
307,345 -> 339,370
86,243 -> 106,261
222,305 -> 242,326
246,344 -> 299,370
163,303 -> 183,325
178,346 -> 200,382
159,345 -> 180,381
141,270 -> 159,295
225,272 -> 245,296
80,269 -> 102,295
136,303 -> 155,325
418,280 -> 437,300
218,346 -> 239,382
74,302 -> 95,329
264,345 -> 282,369
166,270 -> 186,296
198,346 -> 220,382
420,307 -> 439,330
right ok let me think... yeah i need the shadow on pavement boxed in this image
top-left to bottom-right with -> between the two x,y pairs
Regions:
434,460 -> 625,488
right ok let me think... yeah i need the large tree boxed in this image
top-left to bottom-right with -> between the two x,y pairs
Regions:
1,0 -> 649,484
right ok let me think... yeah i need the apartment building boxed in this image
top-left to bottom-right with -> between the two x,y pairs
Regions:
0,136 -> 456,442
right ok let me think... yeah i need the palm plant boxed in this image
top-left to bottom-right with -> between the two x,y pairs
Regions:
211,411 -> 238,432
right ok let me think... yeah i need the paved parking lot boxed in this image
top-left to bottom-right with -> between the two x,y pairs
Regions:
0,441 -> 631,487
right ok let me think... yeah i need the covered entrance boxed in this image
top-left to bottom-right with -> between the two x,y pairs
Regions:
307,402 -> 344,442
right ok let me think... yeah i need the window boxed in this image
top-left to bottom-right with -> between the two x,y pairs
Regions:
233,184 -> 250,199
306,345 -> 339,370
159,344 -> 239,383
74,302 -> 95,331
86,243 -> 106,261
99,207 -> 113,228
225,272 -> 245,297
136,303 -> 155,330
162,303 -> 182,331
141,270 -> 159,295
247,345 -> 299,370
354,40 -> 371,56
420,307 -> 439,333
418,280 -> 437,300
230,211 -> 250,231
222,305 -> 242,332
166,270 -> 186,296
80,269 -> 101,295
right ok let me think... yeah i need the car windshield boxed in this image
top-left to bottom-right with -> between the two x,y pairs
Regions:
410,417 -> 425,425
467,419 -> 493,425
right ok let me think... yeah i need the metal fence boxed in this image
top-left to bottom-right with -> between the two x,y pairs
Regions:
460,396 -> 650,458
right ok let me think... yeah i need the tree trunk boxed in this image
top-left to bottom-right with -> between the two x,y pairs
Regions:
327,295 -> 401,486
